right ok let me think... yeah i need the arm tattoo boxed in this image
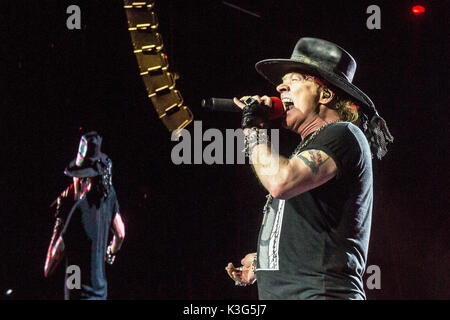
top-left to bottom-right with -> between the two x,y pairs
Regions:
298,150 -> 329,174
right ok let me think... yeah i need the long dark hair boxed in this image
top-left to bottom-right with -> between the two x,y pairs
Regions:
326,84 -> 394,160
91,157 -> 113,199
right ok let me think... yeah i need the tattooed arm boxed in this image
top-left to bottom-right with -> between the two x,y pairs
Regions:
250,144 -> 337,199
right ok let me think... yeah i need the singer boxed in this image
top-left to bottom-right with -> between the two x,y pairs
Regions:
225,37 -> 393,299
44,131 -> 125,300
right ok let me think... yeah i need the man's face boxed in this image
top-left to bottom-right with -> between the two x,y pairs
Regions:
277,72 -> 320,131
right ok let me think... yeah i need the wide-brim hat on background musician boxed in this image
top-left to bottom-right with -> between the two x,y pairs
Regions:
64,131 -> 110,178
255,37 -> 393,159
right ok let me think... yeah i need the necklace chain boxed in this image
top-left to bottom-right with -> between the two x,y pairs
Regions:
263,121 -> 341,213
292,120 -> 340,157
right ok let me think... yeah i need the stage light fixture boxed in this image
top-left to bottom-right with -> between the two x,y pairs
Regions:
124,0 -> 193,133
412,5 -> 426,14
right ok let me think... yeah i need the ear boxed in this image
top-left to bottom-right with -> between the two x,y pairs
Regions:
318,87 -> 335,105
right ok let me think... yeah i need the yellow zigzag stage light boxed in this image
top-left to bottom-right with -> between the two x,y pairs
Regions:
124,0 -> 193,133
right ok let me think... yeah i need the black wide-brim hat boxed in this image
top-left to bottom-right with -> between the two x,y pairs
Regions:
255,37 -> 378,117
64,131 -> 109,178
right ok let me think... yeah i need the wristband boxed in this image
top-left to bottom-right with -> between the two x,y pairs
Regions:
243,128 -> 269,157
241,98 -> 271,129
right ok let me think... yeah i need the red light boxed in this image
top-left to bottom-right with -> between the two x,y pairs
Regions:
412,5 -> 425,14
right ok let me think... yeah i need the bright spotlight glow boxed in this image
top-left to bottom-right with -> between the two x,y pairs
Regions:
412,5 -> 426,14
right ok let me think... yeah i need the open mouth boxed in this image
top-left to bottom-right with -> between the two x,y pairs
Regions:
282,98 -> 295,111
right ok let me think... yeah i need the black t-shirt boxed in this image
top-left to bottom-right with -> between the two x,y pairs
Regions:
256,122 -> 373,300
63,186 -> 119,300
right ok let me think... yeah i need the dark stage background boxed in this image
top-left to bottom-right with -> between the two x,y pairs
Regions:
1,0 -> 448,300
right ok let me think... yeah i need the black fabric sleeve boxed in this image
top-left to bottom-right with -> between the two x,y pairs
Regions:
300,122 -> 362,179
111,185 -> 120,213
114,199 -> 120,214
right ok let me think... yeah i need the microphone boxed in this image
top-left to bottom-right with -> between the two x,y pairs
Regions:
201,97 -> 285,120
